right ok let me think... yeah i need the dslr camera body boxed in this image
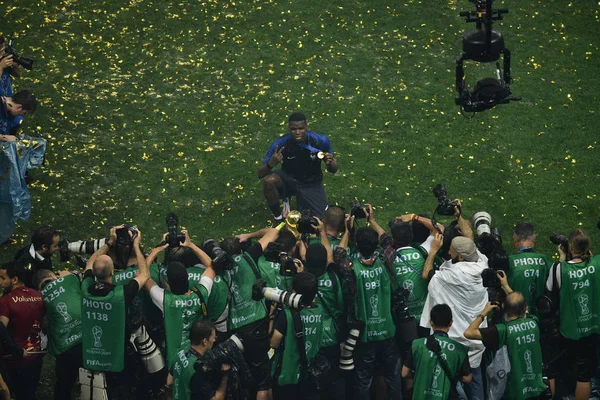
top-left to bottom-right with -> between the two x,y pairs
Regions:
432,184 -> 459,216
1,38 -> 34,70
297,209 -> 318,235
201,239 -> 234,272
264,242 -> 298,277
350,200 -> 368,219
165,213 -> 186,248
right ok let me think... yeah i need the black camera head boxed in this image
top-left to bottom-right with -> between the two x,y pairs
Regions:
202,239 -> 234,272
432,184 -> 459,217
4,38 -> 34,70
165,213 -> 185,248
350,200 -> 368,219
297,209 -> 318,235
264,242 -> 286,263
279,254 -> 297,277
549,232 -> 568,247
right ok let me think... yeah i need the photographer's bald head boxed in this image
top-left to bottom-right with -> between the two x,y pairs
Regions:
92,255 -> 114,282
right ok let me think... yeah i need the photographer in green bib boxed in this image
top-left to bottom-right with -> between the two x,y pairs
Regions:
33,269 -> 83,400
270,272 -> 325,400
171,320 -> 232,400
465,271 -> 547,400
252,229 -> 297,291
507,222 -> 551,317
81,225 -> 150,398
219,227 -> 279,400
306,204 -> 345,250
143,230 -> 217,369
372,210 -> 444,334
299,219 -> 346,400
336,212 -> 402,400
402,304 -> 472,400
544,229 -> 600,400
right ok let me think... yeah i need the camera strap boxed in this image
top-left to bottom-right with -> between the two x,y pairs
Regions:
290,309 -> 310,374
190,286 -> 208,318
425,335 -> 456,388
241,252 -> 270,315
242,252 -> 262,281
316,269 -> 341,332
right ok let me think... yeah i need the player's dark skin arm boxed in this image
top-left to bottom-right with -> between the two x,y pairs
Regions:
257,146 -> 285,179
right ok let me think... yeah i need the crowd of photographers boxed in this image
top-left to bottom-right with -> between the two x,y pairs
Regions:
1,191 -> 600,400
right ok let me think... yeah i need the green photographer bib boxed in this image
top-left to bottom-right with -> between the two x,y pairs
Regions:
272,306 -> 324,386
257,255 -> 282,289
410,335 -> 468,400
228,252 -> 268,330
158,265 -> 206,288
41,274 -> 83,356
559,258 -> 600,339
317,271 -> 344,347
164,290 -> 207,369
496,318 -> 546,399
507,252 -> 551,316
308,235 -> 341,252
81,278 -> 126,372
172,349 -> 198,400
353,258 -> 395,342
113,264 -> 163,327
391,247 -> 429,321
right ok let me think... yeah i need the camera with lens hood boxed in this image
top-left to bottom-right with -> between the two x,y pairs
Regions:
549,232 -> 568,248
339,320 -> 365,371
196,334 -> 254,391
473,211 -> 509,307
297,209 -> 318,235
1,38 -> 34,70
350,200 -> 368,219
165,213 -> 186,248
251,279 -> 303,308
202,239 -> 234,272
264,242 -> 298,277
432,184 -> 459,216
391,288 -> 419,347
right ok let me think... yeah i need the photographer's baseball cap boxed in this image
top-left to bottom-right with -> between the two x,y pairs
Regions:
451,236 -> 478,262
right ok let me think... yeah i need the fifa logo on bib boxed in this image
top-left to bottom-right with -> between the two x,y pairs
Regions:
370,295 -> 379,317
524,350 -> 533,373
231,283 -> 243,304
92,326 -> 103,347
305,341 -> 312,354
578,294 -> 590,315
56,302 -> 72,323
432,365 -> 442,389
403,280 -> 415,301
